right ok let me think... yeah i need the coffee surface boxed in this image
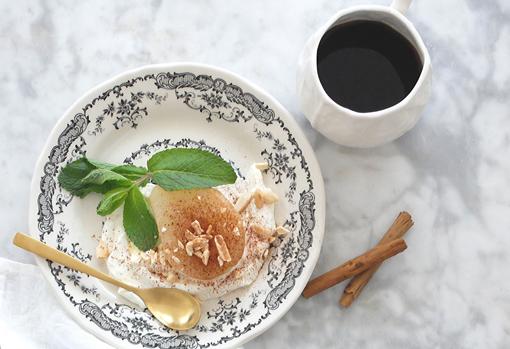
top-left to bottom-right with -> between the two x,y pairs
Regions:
317,20 -> 422,113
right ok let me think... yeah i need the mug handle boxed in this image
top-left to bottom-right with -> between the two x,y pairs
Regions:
391,0 -> 412,14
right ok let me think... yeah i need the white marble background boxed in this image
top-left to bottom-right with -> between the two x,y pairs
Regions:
1,0 -> 510,348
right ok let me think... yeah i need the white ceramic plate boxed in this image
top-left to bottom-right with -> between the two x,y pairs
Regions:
29,63 -> 325,348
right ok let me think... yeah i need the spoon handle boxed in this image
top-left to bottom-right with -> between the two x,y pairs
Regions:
13,233 -> 138,293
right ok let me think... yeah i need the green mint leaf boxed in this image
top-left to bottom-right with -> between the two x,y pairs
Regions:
58,157 -> 126,197
97,187 -> 130,216
111,164 -> 148,181
81,169 -> 132,187
147,148 -> 237,191
58,158 -> 102,197
123,186 -> 159,251
88,159 -> 117,170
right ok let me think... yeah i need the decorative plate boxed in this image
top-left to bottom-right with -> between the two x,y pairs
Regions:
29,63 -> 325,348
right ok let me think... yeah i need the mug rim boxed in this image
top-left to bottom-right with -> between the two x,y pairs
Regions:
310,4 -> 431,118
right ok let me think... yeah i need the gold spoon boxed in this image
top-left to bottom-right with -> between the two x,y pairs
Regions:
13,233 -> 201,331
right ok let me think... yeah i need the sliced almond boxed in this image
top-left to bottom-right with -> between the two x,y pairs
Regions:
251,188 -> 279,209
158,252 -> 167,265
191,220 -> 204,235
263,249 -> 269,259
235,192 -> 253,213
193,238 -> 209,251
206,224 -> 213,235
166,272 -> 177,283
150,251 -> 158,265
255,162 -> 269,170
261,189 -> 279,204
275,226 -> 289,237
185,241 -> 194,256
253,190 -> 264,209
171,256 -> 181,264
217,256 -> 224,267
185,229 -> 197,241
202,249 -> 210,266
214,235 -> 232,263
173,247 -> 179,253
177,240 -> 185,250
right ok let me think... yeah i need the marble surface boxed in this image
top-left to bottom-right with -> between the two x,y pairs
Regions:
1,0 -> 510,348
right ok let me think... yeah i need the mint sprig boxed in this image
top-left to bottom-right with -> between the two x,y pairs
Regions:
58,148 -> 236,251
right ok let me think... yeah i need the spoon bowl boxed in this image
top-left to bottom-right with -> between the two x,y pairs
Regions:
12,232 -> 201,331
138,287 -> 201,331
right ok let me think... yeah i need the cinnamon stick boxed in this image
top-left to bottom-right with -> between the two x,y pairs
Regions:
339,212 -> 414,307
302,238 -> 407,299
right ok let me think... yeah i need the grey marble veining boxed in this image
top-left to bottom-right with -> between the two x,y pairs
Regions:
1,0 -> 510,348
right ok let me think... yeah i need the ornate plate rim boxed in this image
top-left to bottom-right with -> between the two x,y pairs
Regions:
28,62 -> 325,348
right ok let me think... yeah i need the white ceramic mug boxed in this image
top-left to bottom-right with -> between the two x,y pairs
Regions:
297,0 -> 431,148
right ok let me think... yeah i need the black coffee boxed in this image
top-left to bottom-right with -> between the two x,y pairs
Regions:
317,20 -> 422,113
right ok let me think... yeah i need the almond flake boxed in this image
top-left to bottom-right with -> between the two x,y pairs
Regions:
253,190 -> 264,208
263,249 -> 269,259
185,229 -> 197,241
235,192 -> 252,213
185,241 -> 194,256
217,256 -> 224,267
253,188 -> 279,208
191,220 -> 204,235
262,189 -> 279,204
159,252 -> 167,265
173,247 -> 179,253
214,235 -> 232,263
275,226 -> 289,237
206,225 -> 213,235
202,249 -> 210,266
177,240 -> 185,250
166,272 -> 177,282
171,256 -> 181,264
255,162 -> 269,170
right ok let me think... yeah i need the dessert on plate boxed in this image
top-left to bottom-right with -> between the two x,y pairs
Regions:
98,163 -> 287,300
58,148 -> 288,301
